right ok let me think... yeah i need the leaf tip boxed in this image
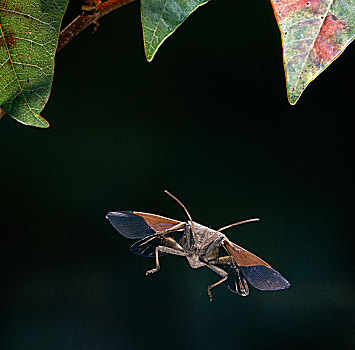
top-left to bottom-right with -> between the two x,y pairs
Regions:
288,98 -> 298,106
287,90 -> 301,106
144,47 -> 156,62
13,113 -> 50,128
35,114 -> 50,128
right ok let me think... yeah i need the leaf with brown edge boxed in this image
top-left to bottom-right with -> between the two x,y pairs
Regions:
270,0 -> 355,104
0,0 -> 68,128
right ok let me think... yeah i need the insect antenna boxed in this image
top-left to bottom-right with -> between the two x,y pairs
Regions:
164,190 -> 197,239
214,218 -> 260,234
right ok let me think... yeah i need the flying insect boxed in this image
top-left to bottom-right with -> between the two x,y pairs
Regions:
106,191 -> 290,300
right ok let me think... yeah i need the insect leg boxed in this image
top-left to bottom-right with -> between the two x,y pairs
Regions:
203,235 -> 225,257
145,246 -> 187,276
145,247 -> 161,275
207,276 -> 228,302
205,264 -> 228,301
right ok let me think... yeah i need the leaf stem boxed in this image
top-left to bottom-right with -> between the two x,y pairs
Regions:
57,0 -> 137,52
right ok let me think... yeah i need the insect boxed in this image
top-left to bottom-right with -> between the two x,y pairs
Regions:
106,191 -> 290,300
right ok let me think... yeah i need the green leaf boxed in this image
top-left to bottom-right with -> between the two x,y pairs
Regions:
141,0 -> 209,62
270,0 -> 355,104
0,0 -> 68,127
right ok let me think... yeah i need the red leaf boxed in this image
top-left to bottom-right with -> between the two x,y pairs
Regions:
270,0 -> 355,104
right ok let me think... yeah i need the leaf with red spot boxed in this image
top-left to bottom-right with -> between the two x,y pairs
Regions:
0,0 -> 68,127
270,0 -> 355,104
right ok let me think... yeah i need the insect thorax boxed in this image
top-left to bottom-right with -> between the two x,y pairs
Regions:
185,222 -> 226,269
191,222 -> 216,248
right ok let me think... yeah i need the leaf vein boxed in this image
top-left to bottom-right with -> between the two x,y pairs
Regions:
0,8 -> 54,29
293,0 -> 333,92
0,22 -> 44,123
146,0 -> 169,53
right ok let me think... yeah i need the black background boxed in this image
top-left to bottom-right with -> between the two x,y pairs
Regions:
1,1 -> 354,349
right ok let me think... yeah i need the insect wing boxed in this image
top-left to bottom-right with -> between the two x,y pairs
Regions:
130,228 -> 185,257
224,241 -> 290,291
211,247 -> 249,296
133,212 -> 181,233
218,263 -> 249,296
106,211 -> 181,239
229,267 -> 249,296
130,234 -> 167,257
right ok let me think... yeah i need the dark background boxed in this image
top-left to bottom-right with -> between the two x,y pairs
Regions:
1,1 -> 354,349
